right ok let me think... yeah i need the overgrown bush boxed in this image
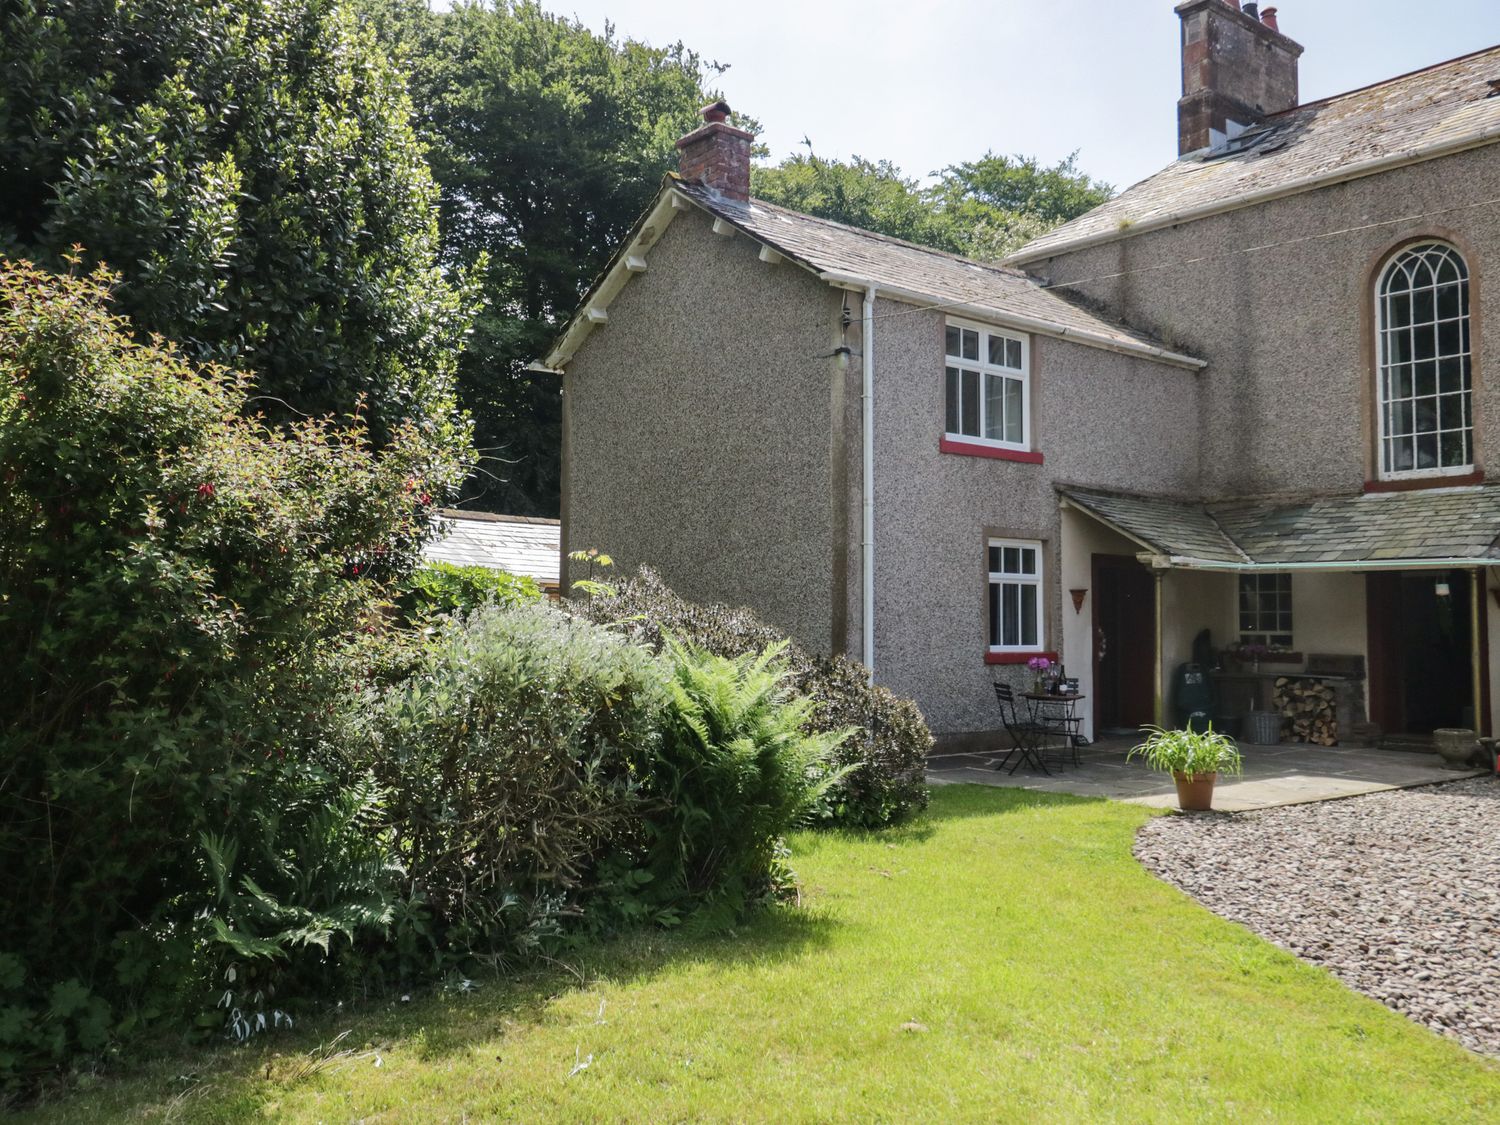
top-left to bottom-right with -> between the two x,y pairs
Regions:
358,602 -> 666,954
400,560 -> 542,620
0,259 -> 455,1089
579,569 -> 932,827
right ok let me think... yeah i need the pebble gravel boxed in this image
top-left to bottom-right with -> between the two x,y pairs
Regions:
1135,776 -> 1500,1056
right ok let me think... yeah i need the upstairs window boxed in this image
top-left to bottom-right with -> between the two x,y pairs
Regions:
945,320 -> 1029,450
988,539 -> 1044,652
1239,573 -> 1292,648
1376,243 -> 1472,479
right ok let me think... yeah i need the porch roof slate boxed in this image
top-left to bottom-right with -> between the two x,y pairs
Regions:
1060,485 -> 1500,567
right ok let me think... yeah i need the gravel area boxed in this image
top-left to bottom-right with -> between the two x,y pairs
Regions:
1136,776 -> 1500,1056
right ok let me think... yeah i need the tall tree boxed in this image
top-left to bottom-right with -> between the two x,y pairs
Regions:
753,147 -> 1113,262
0,0 -> 473,475
362,0 -> 733,517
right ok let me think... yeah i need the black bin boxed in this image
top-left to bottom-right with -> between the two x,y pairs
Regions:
1172,662 -> 1214,732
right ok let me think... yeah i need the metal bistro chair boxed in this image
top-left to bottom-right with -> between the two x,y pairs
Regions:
992,682 -> 1053,775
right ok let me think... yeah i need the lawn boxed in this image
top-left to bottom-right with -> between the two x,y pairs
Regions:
23,786 -> 1500,1123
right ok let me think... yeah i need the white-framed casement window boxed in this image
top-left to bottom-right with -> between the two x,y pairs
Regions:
945,319 -> 1030,450
1376,242 -> 1473,479
988,539 -> 1044,652
1238,573 -> 1292,647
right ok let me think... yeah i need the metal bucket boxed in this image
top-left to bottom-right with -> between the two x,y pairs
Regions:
1244,710 -> 1282,746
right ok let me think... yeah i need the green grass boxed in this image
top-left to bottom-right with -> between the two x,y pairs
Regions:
22,786 -> 1500,1122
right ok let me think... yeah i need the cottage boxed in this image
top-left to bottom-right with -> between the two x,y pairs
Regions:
542,1 -> 1500,750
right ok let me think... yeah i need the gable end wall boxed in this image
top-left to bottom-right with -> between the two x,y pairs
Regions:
563,209 -> 845,652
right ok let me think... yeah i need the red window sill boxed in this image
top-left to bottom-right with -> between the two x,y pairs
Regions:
986,650 -> 1058,665
1364,469 -> 1484,493
940,437 -> 1044,464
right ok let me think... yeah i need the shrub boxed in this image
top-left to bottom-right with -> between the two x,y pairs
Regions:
578,569 -> 931,828
401,561 -> 542,620
0,259 -> 453,1088
358,602 -> 666,952
636,639 -> 849,921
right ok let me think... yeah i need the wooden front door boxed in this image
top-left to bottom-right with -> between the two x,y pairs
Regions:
1093,554 -> 1157,734
1367,569 -> 1477,735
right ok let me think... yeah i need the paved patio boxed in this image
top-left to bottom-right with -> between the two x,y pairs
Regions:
927,737 -> 1486,811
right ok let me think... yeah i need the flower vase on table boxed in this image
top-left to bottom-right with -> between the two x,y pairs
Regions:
1027,655 -> 1053,695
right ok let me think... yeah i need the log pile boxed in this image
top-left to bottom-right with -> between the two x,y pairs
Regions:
1273,677 -> 1338,746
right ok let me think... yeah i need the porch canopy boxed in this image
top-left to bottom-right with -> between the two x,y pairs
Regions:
1058,484 -> 1500,572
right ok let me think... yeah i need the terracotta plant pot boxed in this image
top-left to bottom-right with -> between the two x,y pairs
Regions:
1172,771 -> 1218,811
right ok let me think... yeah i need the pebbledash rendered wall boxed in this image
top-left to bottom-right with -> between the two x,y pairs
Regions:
861,299 -> 1202,736
563,207 -> 847,654
1017,143 -> 1500,499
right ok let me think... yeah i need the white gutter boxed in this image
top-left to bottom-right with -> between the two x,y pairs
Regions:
1140,554 -> 1498,573
1008,125 -> 1500,267
861,285 -> 877,680
818,271 -> 1206,372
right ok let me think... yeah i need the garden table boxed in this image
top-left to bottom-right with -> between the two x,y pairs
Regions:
1024,692 -> 1087,766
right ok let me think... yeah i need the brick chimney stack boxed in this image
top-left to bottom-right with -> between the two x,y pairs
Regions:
1176,1 -> 1304,155
676,100 -> 754,202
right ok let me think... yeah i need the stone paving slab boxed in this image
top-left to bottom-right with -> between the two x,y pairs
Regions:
927,738 -> 1485,811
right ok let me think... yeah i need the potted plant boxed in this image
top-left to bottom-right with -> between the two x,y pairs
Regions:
1128,724 -> 1243,811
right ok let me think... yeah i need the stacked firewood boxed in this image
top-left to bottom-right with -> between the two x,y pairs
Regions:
1273,677 -> 1338,746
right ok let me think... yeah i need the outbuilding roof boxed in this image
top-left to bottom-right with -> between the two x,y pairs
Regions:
1010,44 -> 1500,265
423,510 -> 561,588
1061,484 -> 1500,570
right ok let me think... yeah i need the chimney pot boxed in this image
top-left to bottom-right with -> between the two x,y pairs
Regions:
700,99 -> 731,124
1260,6 -> 1279,32
1242,2 -> 1258,18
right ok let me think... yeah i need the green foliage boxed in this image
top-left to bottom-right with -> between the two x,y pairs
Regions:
578,568 -> 932,828
637,639 -> 848,922
0,259 -> 447,1088
1129,725 -> 1244,778
752,147 -> 1113,262
359,602 -> 666,947
0,0 -> 474,472
402,560 -> 542,620
751,154 -> 949,248
359,0 -> 739,516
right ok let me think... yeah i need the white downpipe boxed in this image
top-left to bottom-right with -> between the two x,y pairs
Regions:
861,285 -> 877,681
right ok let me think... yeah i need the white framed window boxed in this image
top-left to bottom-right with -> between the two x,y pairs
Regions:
988,539 -> 1044,652
1376,242 -> 1473,480
945,319 -> 1029,450
1238,573 -> 1292,647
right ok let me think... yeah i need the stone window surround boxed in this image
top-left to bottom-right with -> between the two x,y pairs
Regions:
1362,228 -> 1486,493
983,526 -> 1056,665
1374,240 -> 1474,481
941,316 -> 1039,463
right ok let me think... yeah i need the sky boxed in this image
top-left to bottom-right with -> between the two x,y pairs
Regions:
475,0 -> 1500,192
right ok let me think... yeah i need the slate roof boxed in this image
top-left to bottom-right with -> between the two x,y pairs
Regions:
1011,44 -> 1500,264
423,510 -> 561,587
672,182 -> 1202,368
1061,485 -> 1500,567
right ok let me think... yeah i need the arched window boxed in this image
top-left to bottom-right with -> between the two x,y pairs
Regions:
1376,243 -> 1472,478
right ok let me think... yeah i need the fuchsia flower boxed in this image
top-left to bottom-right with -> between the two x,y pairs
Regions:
196,482 -> 215,499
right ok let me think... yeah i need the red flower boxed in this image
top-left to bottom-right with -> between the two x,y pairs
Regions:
197,482 -> 215,499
